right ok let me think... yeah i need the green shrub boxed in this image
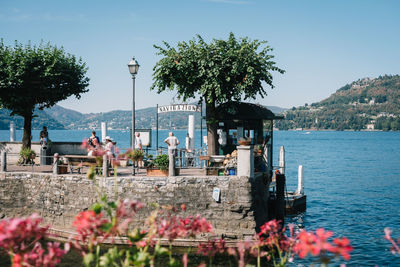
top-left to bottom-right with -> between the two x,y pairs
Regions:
153,154 -> 169,171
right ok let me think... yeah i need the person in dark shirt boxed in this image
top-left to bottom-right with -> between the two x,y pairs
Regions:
40,126 -> 49,148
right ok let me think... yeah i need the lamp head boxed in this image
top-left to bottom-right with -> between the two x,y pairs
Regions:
128,57 -> 140,76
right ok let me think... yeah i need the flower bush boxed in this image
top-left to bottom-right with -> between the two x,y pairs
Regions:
0,205 -> 356,267
0,214 -> 69,267
10,171 -> 400,266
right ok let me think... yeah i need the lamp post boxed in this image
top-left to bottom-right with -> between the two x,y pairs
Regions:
128,57 -> 139,175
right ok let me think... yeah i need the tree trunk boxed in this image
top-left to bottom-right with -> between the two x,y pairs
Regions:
22,113 -> 33,149
206,101 -> 218,156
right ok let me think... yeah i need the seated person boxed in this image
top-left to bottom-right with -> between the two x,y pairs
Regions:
87,131 -> 100,156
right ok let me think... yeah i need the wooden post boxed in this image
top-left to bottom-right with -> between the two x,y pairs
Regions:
1,151 -> 7,172
169,154 -> 175,176
52,153 -> 59,175
103,155 -> 109,177
279,146 -> 285,174
296,165 -> 304,195
276,173 -> 285,224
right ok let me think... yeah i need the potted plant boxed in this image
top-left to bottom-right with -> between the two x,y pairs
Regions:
57,158 -> 68,174
145,154 -> 180,176
18,148 -> 36,165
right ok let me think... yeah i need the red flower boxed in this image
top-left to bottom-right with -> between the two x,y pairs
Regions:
12,254 -> 22,267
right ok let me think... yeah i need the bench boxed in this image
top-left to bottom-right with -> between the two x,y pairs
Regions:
62,155 -> 99,174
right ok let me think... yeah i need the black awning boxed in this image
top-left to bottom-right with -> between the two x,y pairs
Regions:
215,101 -> 283,121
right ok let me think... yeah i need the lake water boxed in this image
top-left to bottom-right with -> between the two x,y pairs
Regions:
1,130 -> 400,266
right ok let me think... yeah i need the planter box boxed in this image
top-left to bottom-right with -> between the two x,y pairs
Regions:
146,168 -> 169,177
146,168 -> 180,177
58,165 -> 68,174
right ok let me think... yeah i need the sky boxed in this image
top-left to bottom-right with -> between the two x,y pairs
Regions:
1,0 -> 399,114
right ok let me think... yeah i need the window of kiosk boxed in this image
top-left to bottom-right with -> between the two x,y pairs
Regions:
228,129 -> 238,145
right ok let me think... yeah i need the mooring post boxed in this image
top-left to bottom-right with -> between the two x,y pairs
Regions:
296,165 -> 304,195
169,154 -> 175,176
10,122 -> 16,142
279,146 -> 285,174
53,153 -> 59,175
1,151 -> 7,172
276,173 -> 285,224
101,122 -> 107,144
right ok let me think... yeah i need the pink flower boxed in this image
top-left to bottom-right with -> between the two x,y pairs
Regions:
23,242 -> 68,267
197,238 -> 226,257
72,210 -> 109,245
315,228 -> 334,253
384,227 -> 400,255
294,230 -> 319,258
332,237 -> 353,260
259,219 -> 281,236
0,214 -> 48,254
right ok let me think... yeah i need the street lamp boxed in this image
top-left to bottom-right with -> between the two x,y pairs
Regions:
128,57 -> 139,175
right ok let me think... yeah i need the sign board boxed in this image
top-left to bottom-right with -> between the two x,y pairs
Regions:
158,104 -> 201,114
212,187 -> 220,202
130,129 -> 152,147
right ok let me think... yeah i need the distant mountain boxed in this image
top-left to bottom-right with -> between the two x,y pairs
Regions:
276,75 -> 400,131
1,102 -> 286,131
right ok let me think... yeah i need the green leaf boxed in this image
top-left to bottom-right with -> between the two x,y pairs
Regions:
91,203 -> 103,214
83,253 -> 95,267
107,201 -> 117,209
100,222 -> 113,232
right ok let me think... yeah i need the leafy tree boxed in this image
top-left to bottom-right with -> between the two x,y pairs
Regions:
151,33 -> 284,155
0,41 -> 89,148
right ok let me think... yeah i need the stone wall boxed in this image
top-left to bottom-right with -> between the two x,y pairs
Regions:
0,172 -> 270,239
0,142 -> 86,164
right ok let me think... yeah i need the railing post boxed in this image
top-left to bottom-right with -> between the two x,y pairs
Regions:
1,151 -> 7,172
103,155 -> 109,177
53,153 -> 59,174
169,154 -> 175,176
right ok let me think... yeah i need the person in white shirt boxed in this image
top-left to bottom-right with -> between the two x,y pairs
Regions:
164,132 -> 180,156
134,132 -> 143,168
104,136 -> 115,159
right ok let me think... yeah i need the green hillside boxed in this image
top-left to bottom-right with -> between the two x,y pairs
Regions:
276,75 -> 400,131
0,108 -> 65,130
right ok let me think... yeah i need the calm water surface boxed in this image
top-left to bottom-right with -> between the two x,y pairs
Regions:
1,130 -> 399,266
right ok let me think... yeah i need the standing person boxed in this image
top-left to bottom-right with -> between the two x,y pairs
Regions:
164,132 -> 180,156
135,132 -> 143,168
40,126 -> 49,148
104,136 -> 115,159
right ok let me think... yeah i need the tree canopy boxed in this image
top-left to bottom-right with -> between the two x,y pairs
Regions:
152,33 -> 284,154
0,40 -> 90,148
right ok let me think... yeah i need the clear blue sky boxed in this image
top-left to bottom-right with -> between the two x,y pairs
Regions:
1,0 -> 399,113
